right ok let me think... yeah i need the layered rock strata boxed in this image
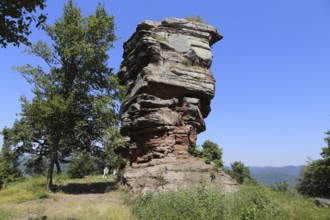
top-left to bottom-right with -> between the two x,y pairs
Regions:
118,18 -> 237,193
124,155 -> 238,194
119,18 -> 221,162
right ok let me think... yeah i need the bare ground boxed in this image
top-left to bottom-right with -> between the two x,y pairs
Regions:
1,181 -> 132,220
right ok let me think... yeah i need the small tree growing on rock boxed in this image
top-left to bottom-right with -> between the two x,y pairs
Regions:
188,140 -> 223,170
201,140 -> 223,169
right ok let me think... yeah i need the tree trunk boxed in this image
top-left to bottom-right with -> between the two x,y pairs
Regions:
47,152 -> 55,191
55,158 -> 61,174
55,150 -> 61,174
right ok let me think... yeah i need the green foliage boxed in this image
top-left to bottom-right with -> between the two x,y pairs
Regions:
132,186 -> 225,220
3,0 -> 119,190
297,130 -> 330,198
133,184 -> 330,220
321,130 -> 330,160
188,140 -> 223,170
227,161 -> 255,184
232,186 -> 282,220
150,33 -> 167,42
0,175 -> 133,219
184,15 -> 205,23
0,176 -> 49,203
0,145 -> 22,187
24,156 -> 47,176
101,127 -> 129,170
23,177 -> 49,199
297,159 -> 330,198
182,57 -> 193,66
201,140 -> 223,168
0,0 -> 47,48
1,177 -> 330,219
271,181 -> 290,192
188,142 -> 202,157
67,151 -> 98,179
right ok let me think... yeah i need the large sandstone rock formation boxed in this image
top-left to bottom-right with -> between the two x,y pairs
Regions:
118,18 -> 237,193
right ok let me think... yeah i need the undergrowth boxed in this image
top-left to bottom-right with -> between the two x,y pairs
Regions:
132,185 -> 225,220
132,184 -> 330,220
1,175 -> 330,220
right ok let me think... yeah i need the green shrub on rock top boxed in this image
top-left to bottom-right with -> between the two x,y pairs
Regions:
188,140 -> 223,170
184,15 -> 205,23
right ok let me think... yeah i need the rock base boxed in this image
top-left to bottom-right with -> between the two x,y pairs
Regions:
123,154 -> 238,194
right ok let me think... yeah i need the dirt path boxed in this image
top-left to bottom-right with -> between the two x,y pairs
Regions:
2,183 -> 132,220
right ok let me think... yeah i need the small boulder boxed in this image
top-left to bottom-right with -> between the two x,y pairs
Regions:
315,198 -> 330,208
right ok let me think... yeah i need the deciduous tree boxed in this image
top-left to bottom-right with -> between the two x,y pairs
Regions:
228,161 -> 254,184
201,140 -> 223,169
2,0 -> 120,190
297,130 -> 330,198
0,0 -> 46,47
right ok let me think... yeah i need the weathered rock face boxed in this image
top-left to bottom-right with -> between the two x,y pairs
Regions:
118,18 -> 222,163
124,155 -> 238,194
118,18 -> 237,193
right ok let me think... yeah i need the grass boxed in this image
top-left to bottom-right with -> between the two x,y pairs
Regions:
182,57 -> 193,66
132,184 -> 330,220
1,175 -> 330,220
150,33 -> 168,42
0,176 -> 49,203
0,175 -> 134,220
184,15 -> 205,23
46,193 -> 133,220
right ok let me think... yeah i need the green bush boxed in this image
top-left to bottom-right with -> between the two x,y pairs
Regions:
184,15 -> 205,23
224,185 -> 282,220
188,143 -> 202,158
297,129 -> 330,198
132,186 -> 225,220
67,151 -> 98,179
297,159 -> 330,198
23,177 -> 49,199
0,146 -> 23,187
132,184 -> 300,220
271,181 -> 290,192
188,140 -> 224,170
227,161 -> 256,185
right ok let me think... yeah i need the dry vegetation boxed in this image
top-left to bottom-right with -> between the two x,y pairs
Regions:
0,175 -> 133,220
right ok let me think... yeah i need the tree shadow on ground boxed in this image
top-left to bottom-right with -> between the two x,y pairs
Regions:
58,181 -> 117,194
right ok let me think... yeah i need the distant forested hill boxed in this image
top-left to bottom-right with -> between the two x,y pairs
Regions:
249,166 -> 301,186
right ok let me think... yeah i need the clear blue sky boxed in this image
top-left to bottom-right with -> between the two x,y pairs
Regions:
1,0 -> 329,166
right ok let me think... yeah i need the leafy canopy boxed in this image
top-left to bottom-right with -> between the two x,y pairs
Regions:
2,0 -> 121,190
297,130 -> 330,198
0,0 -> 47,47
